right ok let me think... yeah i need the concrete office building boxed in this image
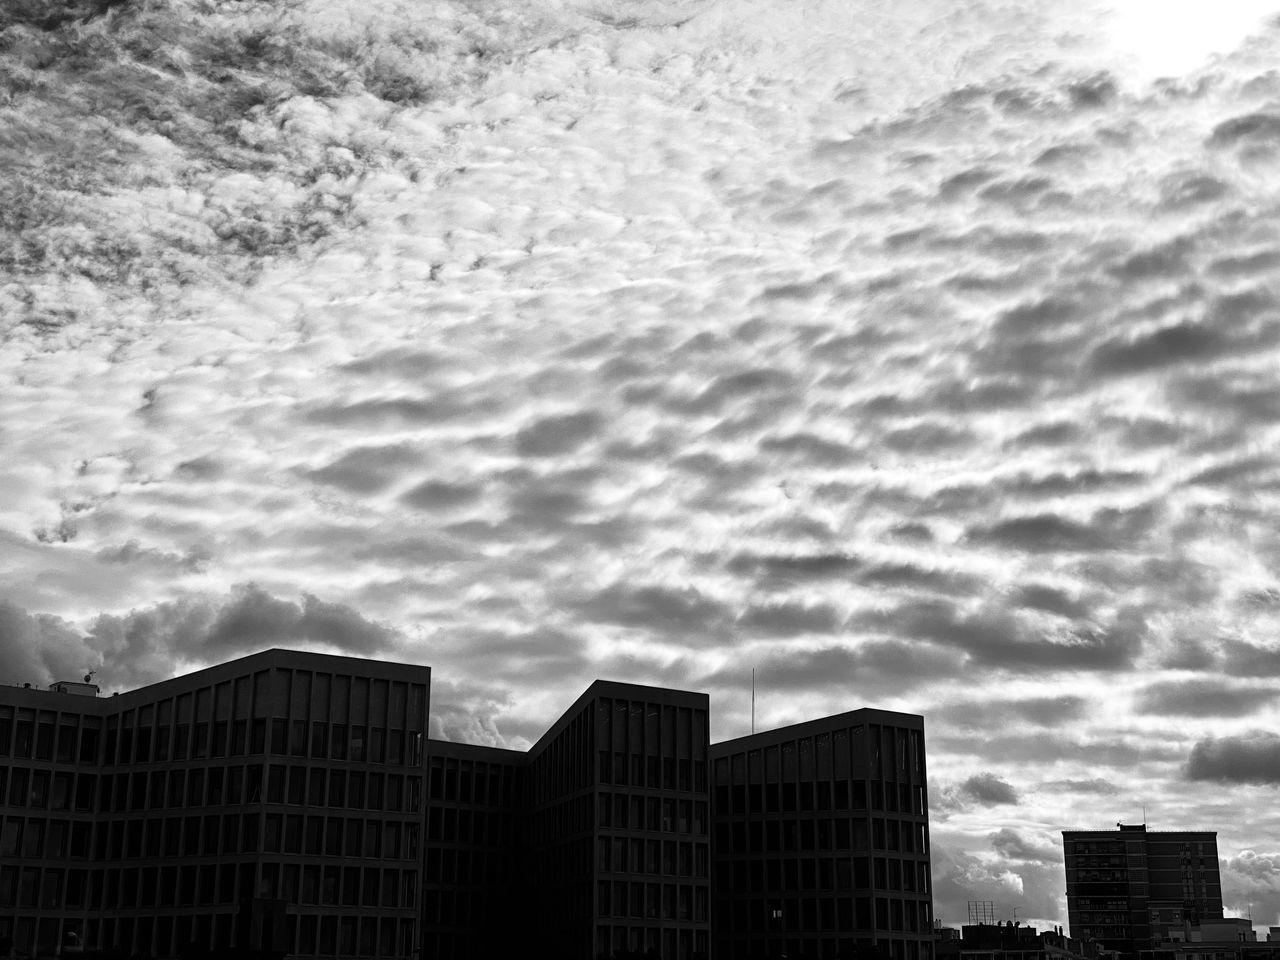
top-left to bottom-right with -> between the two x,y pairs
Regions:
0,649 -> 430,959
421,681 -> 712,960
711,710 -> 933,960
2,649 -> 930,960
1062,824 -> 1224,959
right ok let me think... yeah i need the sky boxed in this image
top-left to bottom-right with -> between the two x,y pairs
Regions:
3,0 -> 1280,936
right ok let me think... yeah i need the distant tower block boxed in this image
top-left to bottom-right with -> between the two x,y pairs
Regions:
969,900 -> 996,926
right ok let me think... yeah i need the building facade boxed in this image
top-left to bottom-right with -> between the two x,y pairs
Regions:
2,650 -> 930,960
0,649 -> 430,959
1062,824 -> 1224,959
711,710 -> 933,960
934,922 -> 1101,960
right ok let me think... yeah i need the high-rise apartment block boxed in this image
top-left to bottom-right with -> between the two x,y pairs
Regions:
1062,824 -> 1224,958
1,648 -> 933,960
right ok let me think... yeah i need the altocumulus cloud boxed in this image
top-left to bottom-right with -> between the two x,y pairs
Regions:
1186,733 -> 1280,784
960,773 -> 1021,806
0,586 -> 398,692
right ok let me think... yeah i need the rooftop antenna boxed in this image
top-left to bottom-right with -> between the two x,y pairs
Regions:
751,667 -> 756,735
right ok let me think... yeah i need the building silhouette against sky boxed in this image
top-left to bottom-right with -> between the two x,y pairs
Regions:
1062,824 -> 1224,959
0,648 -> 933,960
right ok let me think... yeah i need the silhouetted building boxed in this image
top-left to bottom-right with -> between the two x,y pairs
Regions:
1142,918 -> 1280,960
1062,824 -> 1224,959
0,648 -> 429,959
2,650 -> 932,960
421,681 -> 712,960
711,710 -> 933,960
934,922 -> 1101,960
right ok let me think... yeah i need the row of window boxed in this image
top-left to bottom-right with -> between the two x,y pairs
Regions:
0,763 -> 422,815
426,757 -> 521,807
597,880 -> 710,922
598,836 -> 711,878
598,752 -> 708,793
716,778 -> 926,817
595,925 -> 709,960
717,816 -> 929,856
423,805 -> 520,848
598,792 -> 708,835
714,724 -> 925,788
715,934 -> 933,960
423,845 -> 517,886
719,894 -> 932,934
0,812 -> 420,861
0,860 -> 417,911
0,711 -> 422,768
34,910 -> 420,959
717,856 -> 932,896
596,699 -> 709,763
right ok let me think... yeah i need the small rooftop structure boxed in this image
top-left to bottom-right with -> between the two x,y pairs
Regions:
49,678 -> 100,696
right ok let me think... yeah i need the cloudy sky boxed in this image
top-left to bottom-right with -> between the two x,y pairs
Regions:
4,0 -> 1280,935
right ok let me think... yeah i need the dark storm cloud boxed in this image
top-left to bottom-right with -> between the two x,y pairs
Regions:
1186,732 -> 1280,783
968,511 -> 1131,553
513,411 -> 601,456
1186,454 -> 1276,488
1221,851 -> 1280,930
308,443 -> 424,493
1208,112 -> 1280,149
691,367 -> 797,413
882,422 -> 974,454
991,828 -> 1060,863
1159,638 -> 1219,671
936,695 -> 1086,729
1107,237 -> 1194,281
1008,467 -> 1145,497
1171,374 -> 1280,422
1208,248 -> 1280,277
3,587 -> 399,693
930,843 -> 1065,932
698,641 -> 959,697
570,582 -> 732,637
867,598 -> 1142,671
1134,678 -> 1279,717
959,773 -> 1019,805
339,348 -> 443,379
1039,777 -> 1120,795
87,584 -> 397,689
725,551 -> 863,581
937,731 -> 1178,768
1012,583 -> 1091,619
1009,421 -> 1082,448
737,600 -> 843,636
858,562 -> 982,596
1219,639 -> 1280,676
1157,171 -> 1231,209
0,600 -> 92,686
401,479 -> 483,511
305,395 -> 480,428
1088,322 -> 1234,375
758,432 -> 856,465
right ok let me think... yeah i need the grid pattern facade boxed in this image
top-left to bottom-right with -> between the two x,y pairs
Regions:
0,650 -> 429,959
1062,826 -> 1224,958
711,710 -> 932,960
586,686 -> 711,960
422,740 -> 526,960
